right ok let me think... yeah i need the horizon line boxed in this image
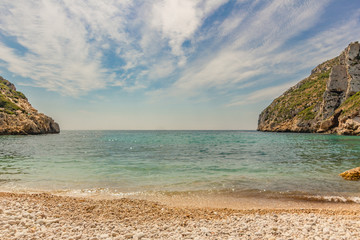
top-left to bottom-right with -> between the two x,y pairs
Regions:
59,129 -> 258,131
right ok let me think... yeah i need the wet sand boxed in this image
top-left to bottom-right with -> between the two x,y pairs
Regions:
125,191 -> 360,211
1,192 -> 360,239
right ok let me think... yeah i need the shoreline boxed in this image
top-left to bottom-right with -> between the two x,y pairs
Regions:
1,192 -> 360,239
4,187 -> 360,210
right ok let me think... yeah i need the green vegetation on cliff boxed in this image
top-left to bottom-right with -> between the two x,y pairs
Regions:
298,105 -> 316,120
0,79 -> 27,100
0,94 -> 20,114
0,77 -> 25,114
339,91 -> 360,117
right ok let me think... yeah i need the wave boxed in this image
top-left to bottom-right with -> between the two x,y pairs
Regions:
291,194 -> 360,203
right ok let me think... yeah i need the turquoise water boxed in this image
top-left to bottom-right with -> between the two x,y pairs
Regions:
1,130 -> 360,201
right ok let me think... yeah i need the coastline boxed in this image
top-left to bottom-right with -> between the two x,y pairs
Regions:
1,191 -> 360,239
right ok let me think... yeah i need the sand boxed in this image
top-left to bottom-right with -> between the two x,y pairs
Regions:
1,192 -> 360,240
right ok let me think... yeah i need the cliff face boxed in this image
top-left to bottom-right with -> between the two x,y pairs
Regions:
0,76 -> 60,135
258,41 -> 360,135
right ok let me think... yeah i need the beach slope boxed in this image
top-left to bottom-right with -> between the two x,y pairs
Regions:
1,192 -> 360,239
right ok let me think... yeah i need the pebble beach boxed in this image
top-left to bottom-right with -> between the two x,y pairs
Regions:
1,192 -> 360,240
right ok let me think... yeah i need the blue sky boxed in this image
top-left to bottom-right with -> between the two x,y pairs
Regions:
0,0 -> 359,130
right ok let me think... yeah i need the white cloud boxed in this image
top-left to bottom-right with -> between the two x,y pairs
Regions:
0,0 -> 134,95
61,0 -> 132,44
177,1 -> 329,89
0,0 -> 229,96
172,50 -> 265,92
148,60 -> 175,80
151,0 -> 198,57
147,0 -> 228,65
218,12 -> 246,37
227,81 -> 297,106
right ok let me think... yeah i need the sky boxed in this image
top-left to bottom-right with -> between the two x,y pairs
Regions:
0,0 -> 359,130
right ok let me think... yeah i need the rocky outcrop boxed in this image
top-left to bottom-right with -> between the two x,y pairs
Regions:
320,65 -> 348,119
339,167 -> 360,180
0,76 -> 60,135
258,41 -> 360,135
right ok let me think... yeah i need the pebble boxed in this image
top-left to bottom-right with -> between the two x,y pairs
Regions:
0,193 -> 360,240
125,233 -> 133,239
133,232 -> 145,239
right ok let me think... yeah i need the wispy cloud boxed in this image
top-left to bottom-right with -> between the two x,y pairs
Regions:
0,0 -> 359,104
0,0 -> 130,95
0,0 -> 229,96
147,0 -> 332,99
148,0 -> 227,65
227,81 -> 297,107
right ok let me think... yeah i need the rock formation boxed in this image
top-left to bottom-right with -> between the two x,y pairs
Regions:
339,167 -> 360,180
258,41 -> 360,135
0,76 -> 60,135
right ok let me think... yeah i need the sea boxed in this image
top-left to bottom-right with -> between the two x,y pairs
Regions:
1,130 -> 360,205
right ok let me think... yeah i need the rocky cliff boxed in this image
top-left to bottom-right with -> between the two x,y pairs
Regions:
258,41 -> 360,135
0,76 -> 60,135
